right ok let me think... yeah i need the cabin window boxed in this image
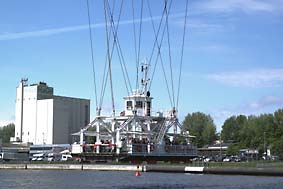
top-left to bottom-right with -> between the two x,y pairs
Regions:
136,101 -> 143,108
146,102 -> 151,116
127,101 -> 133,110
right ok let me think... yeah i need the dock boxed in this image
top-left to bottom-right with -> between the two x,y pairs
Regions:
1,164 -> 283,176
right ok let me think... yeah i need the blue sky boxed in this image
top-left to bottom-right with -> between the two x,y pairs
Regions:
0,0 -> 283,131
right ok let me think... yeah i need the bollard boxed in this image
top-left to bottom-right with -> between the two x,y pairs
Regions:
135,165 -> 141,176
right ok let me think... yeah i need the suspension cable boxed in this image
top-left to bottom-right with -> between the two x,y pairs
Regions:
99,0 -> 118,110
148,0 -> 172,90
86,0 -> 98,110
106,0 -> 133,96
131,0 -> 138,92
100,0 -> 126,110
103,0 -> 115,116
136,0 -> 144,91
148,0 -> 174,107
99,64 -> 109,110
99,0 -> 116,111
164,0 -> 175,108
146,0 -> 166,69
177,0 -> 189,110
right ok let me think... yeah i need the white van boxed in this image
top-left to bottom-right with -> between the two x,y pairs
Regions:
61,154 -> 72,161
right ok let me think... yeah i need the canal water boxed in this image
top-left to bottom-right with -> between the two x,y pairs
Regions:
0,170 -> 282,188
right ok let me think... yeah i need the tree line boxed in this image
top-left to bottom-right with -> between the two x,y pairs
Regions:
1,108 -> 283,158
0,123 -> 15,144
182,109 -> 283,158
221,109 -> 283,158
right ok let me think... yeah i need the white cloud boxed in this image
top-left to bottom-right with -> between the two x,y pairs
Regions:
0,12 -> 187,41
249,96 -> 283,109
210,109 -> 238,131
210,95 -> 283,130
0,24 -> 102,41
189,21 -> 226,34
195,0 -> 282,13
207,68 -> 283,88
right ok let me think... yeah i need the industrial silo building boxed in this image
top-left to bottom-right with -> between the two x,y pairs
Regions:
13,80 -> 90,145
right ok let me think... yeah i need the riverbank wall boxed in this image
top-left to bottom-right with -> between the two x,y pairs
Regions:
1,164 -> 283,176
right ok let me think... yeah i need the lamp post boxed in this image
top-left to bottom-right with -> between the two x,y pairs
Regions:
263,131 -> 266,160
220,133 -> 222,165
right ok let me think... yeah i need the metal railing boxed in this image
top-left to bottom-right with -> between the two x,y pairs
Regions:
129,144 -> 197,156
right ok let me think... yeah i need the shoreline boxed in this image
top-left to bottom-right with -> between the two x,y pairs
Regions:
1,164 -> 283,177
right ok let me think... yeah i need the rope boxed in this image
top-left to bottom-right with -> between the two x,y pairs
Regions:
86,0 -> 98,110
177,0 -> 189,110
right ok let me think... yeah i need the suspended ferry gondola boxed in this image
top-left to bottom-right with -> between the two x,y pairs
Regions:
71,0 -> 197,163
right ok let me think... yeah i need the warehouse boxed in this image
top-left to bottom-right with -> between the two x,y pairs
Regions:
12,79 -> 90,145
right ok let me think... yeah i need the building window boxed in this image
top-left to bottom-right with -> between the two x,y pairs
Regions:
127,101 -> 133,110
136,101 -> 143,108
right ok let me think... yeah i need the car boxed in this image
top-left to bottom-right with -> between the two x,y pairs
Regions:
215,155 -> 224,162
31,153 -> 45,161
223,156 -> 232,162
232,156 -> 241,162
204,156 -> 215,162
47,153 -> 61,162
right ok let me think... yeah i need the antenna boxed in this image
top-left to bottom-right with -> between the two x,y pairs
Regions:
20,78 -> 28,142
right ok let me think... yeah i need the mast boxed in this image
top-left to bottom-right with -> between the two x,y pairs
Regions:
141,60 -> 149,95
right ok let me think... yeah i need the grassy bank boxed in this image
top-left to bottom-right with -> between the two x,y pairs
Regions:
2,160 -> 283,169
194,161 -> 283,169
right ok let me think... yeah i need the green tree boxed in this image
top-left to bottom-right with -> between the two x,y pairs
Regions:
271,136 -> 283,159
227,144 -> 240,155
274,109 -> 283,138
0,123 -> 15,143
182,112 -> 216,147
221,110 -> 283,159
221,115 -> 247,143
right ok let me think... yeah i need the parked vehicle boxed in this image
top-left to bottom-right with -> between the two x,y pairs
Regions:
31,153 -> 45,161
204,156 -> 215,162
223,156 -> 232,162
47,153 -> 61,162
61,154 -> 72,161
215,155 -> 224,162
232,156 -> 241,162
